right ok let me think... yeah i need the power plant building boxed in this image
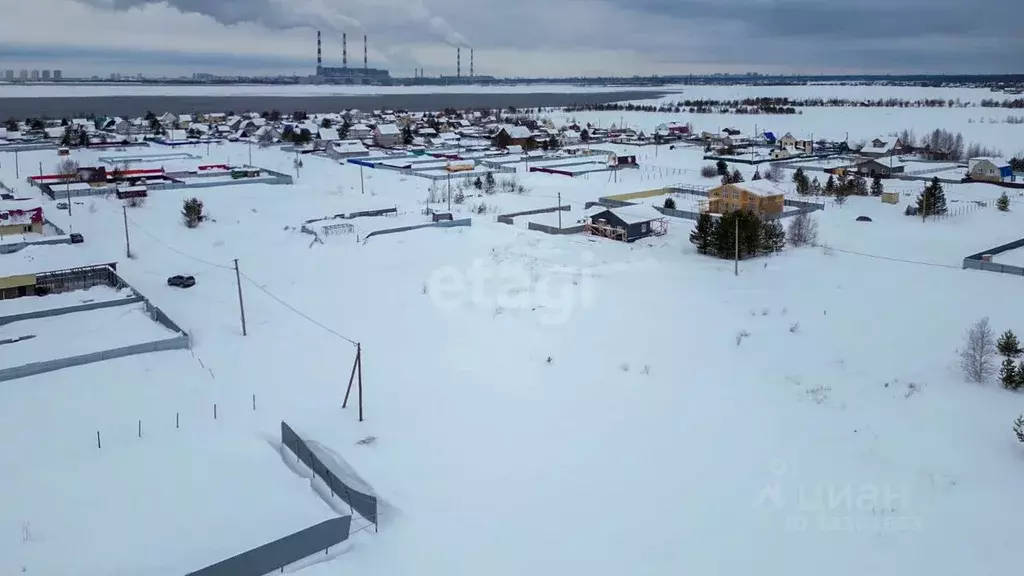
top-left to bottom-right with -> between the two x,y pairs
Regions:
316,31 -> 389,83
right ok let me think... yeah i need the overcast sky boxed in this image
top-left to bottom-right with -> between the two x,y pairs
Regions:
0,0 -> 1020,78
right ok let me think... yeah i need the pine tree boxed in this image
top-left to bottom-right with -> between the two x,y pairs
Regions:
711,212 -> 735,259
853,174 -> 868,196
1000,358 -> 1019,390
998,330 -> 1022,357
473,176 -> 483,190
809,177 -> 822,196
759,219 -> 786,254
752,169 -> 762,181
182,197 -> 204,228
870,175 -> 884,196
824,174 -> 836,195
692,213 -> 716,253
690,213 -> 715,255
731,168 -> 744,183
716,159 -> 729,176
1015,415 -> 1024,443
484,171 -> 496,194
664,197 -> 677,210
738,210 -> 762,257
916,177 -> 948,217
401,125 -> 414,146
1018,361 -> 1024,391
997,191 -> 1010,212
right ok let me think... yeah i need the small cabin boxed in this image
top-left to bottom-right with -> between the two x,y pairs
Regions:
585,206 -> 667,242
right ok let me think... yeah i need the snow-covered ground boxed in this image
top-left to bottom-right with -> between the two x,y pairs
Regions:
0,285 -> 135,316
2,89 -> 1024,576
994,247 -> 1024,267
0,302 -> 176,367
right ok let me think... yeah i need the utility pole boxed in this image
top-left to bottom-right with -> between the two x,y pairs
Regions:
447,173 -> 452,212
557,192 -> 562,229
233,258 -> 248,336
14,149 -> 18,179
734,217 -> 739,276
122,206 -> 131,258
359,165 -> 365,195
38,162 -> 42,176
247,141 -> 252,166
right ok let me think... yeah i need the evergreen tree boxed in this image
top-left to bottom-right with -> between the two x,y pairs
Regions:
760,219 -> 786,254
1000,358 -> 1020,390
916,177 -> 948,217
1015,415 -> 1024,443
401,124 -> 414,146
738,210 -> 762,257
809,177 -> 822,196
853,174 -> 868,196
711,212 -> 734,259
834,185 -> 849,205
484,171 -> 496,193
752,169 -> 762,181
339,117 -> 351,139
793,167 -> 809,195
870,175 -> 884,196
580,129 -> 590,142
997,191 -> 1010,212
182,197 -> 205,228
473,176 -> 483,190
690,213 -> 715,255
320,117 -> 332,129
731,168 -> 744,183
664,197 -> 677,210
824,174 -> 836,195
716,159 -> 729,176
997,330 -> 1022,357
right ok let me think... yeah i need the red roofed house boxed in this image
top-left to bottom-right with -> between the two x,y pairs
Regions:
0,200 -> 43,235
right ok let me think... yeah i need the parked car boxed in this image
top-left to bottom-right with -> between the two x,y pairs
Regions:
167,275 -> 196,288
56,201 -> 68,210
69,233 -> 84,244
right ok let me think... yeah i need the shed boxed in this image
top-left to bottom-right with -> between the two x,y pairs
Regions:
585,205 -> 667,242
857,158 -> 907,178
881,191 -> 900,205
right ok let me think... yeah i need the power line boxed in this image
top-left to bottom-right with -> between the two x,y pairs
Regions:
813,243 -> 961,269
239,272 -> 358,346
111,205 -> 234,271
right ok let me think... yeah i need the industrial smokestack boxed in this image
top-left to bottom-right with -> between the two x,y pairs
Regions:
457,46 -> 461,78
470,48 -> 474,78
364,35 -> 368,71
317,30 -> 322,68
343,33 -> 347,68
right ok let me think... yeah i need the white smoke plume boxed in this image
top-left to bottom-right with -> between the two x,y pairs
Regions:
77,0 -> 362,33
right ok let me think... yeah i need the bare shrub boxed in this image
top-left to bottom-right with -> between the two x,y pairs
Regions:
700,164 -> 717,178
424,183 -> 442,204
786,212 -> 819,247
736,330 -> 750,346
125,196 -> 146,208
789,322 -> 800,333
960,317 -> 997,383
765,163 -> 785,183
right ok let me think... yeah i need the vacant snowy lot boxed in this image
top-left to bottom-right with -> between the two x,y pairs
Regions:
1,89 -> 1023,576
0,285 -> 134,316
0,302 -> 176,367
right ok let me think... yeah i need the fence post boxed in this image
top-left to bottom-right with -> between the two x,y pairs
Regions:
214,403 -> 218,420
96,430 -> 101,449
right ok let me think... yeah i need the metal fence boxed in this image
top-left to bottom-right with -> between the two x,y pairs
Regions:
527,222 -> 586,235
281,422 -> 379,525
963,237 -> 1024,276
184,517 -> 352,576
362,218 -> 471,242
497,205 -> 569,225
